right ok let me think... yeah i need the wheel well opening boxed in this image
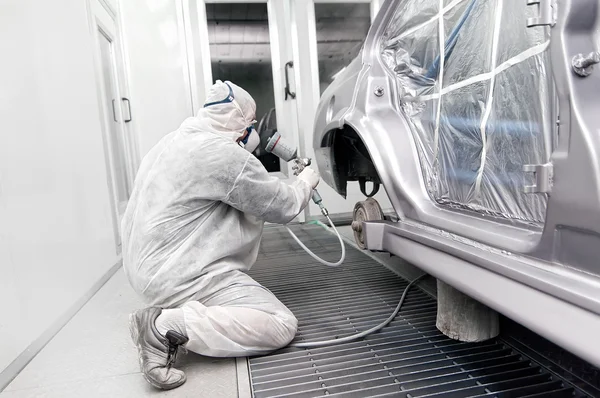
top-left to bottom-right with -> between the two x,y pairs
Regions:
326,125 -> 382,198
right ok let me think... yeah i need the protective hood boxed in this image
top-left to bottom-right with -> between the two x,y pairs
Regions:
194,80 -> 257,142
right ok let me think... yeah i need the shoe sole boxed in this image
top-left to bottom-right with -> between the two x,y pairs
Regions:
128,312 -> 185,391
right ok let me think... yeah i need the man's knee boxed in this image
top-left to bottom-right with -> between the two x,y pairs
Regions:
272,311 -> 298,348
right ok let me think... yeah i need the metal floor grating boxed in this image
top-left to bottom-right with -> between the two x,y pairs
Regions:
247,224 -> 592,398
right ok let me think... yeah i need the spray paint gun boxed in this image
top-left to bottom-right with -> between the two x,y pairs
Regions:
265,132 -> 328,217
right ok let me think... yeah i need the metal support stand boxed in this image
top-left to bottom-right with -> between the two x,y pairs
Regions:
436,280 -> 500,342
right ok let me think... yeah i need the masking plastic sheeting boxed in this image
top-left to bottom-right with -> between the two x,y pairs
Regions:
438,82 -> 488,206
496,1 -> 548,64
478,55 -> 551,221
380,19 -> 439,98
380,0 -> 552,223
442,1 -> 495,86
384,0 -> 438,38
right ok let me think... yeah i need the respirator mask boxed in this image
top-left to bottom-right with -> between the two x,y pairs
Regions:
240,126 -> 260,153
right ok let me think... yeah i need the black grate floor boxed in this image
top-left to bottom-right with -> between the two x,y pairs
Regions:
247,224 -> 595,398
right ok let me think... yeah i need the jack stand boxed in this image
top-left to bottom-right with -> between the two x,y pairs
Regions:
436,280 -> 500,342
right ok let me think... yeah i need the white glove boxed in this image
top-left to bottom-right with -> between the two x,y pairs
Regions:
298,166 -> 320,189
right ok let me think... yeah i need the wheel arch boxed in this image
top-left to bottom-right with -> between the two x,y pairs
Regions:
321,123 -> 383,199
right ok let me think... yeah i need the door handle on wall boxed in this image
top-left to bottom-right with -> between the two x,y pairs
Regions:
284,61 -> 296,100
121,97 -> 132,122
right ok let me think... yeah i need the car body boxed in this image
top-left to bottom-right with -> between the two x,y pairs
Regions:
313,0 -> 600,367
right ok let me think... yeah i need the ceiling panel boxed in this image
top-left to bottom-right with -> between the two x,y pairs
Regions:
206,3 -> 370,64
212,61 -> 273,81
314,3 -> 370,19
206,3 -> 268,22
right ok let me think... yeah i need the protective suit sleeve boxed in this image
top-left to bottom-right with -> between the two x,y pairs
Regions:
224,153 -> 313,224
297,167 -> 320,189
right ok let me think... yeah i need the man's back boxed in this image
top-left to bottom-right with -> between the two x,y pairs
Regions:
121,118 -> 264,307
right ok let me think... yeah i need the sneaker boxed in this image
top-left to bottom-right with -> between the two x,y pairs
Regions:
129,307 -> 189,390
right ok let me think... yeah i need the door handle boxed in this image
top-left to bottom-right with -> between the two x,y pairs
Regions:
284,61 -> 296,100
121,97 -> 132,122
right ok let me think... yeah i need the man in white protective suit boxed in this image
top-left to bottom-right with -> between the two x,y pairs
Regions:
122,80 -> 320,390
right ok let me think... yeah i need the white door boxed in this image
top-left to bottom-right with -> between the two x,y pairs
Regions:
89,0 -> 138,251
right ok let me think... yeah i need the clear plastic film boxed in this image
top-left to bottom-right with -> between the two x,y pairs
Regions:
380,0 -> 553,223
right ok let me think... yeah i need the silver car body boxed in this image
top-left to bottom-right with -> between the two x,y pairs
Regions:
313,0 -> 600,367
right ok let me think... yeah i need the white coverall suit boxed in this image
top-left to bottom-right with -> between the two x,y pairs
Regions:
122,81 -> 314,357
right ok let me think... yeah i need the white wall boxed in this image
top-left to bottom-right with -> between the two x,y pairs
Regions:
0,0 -> 120,373
119,0 -> 195,156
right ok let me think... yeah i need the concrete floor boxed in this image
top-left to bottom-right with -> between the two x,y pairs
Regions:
0,268 -> 240,398
0,225 -> 432,398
